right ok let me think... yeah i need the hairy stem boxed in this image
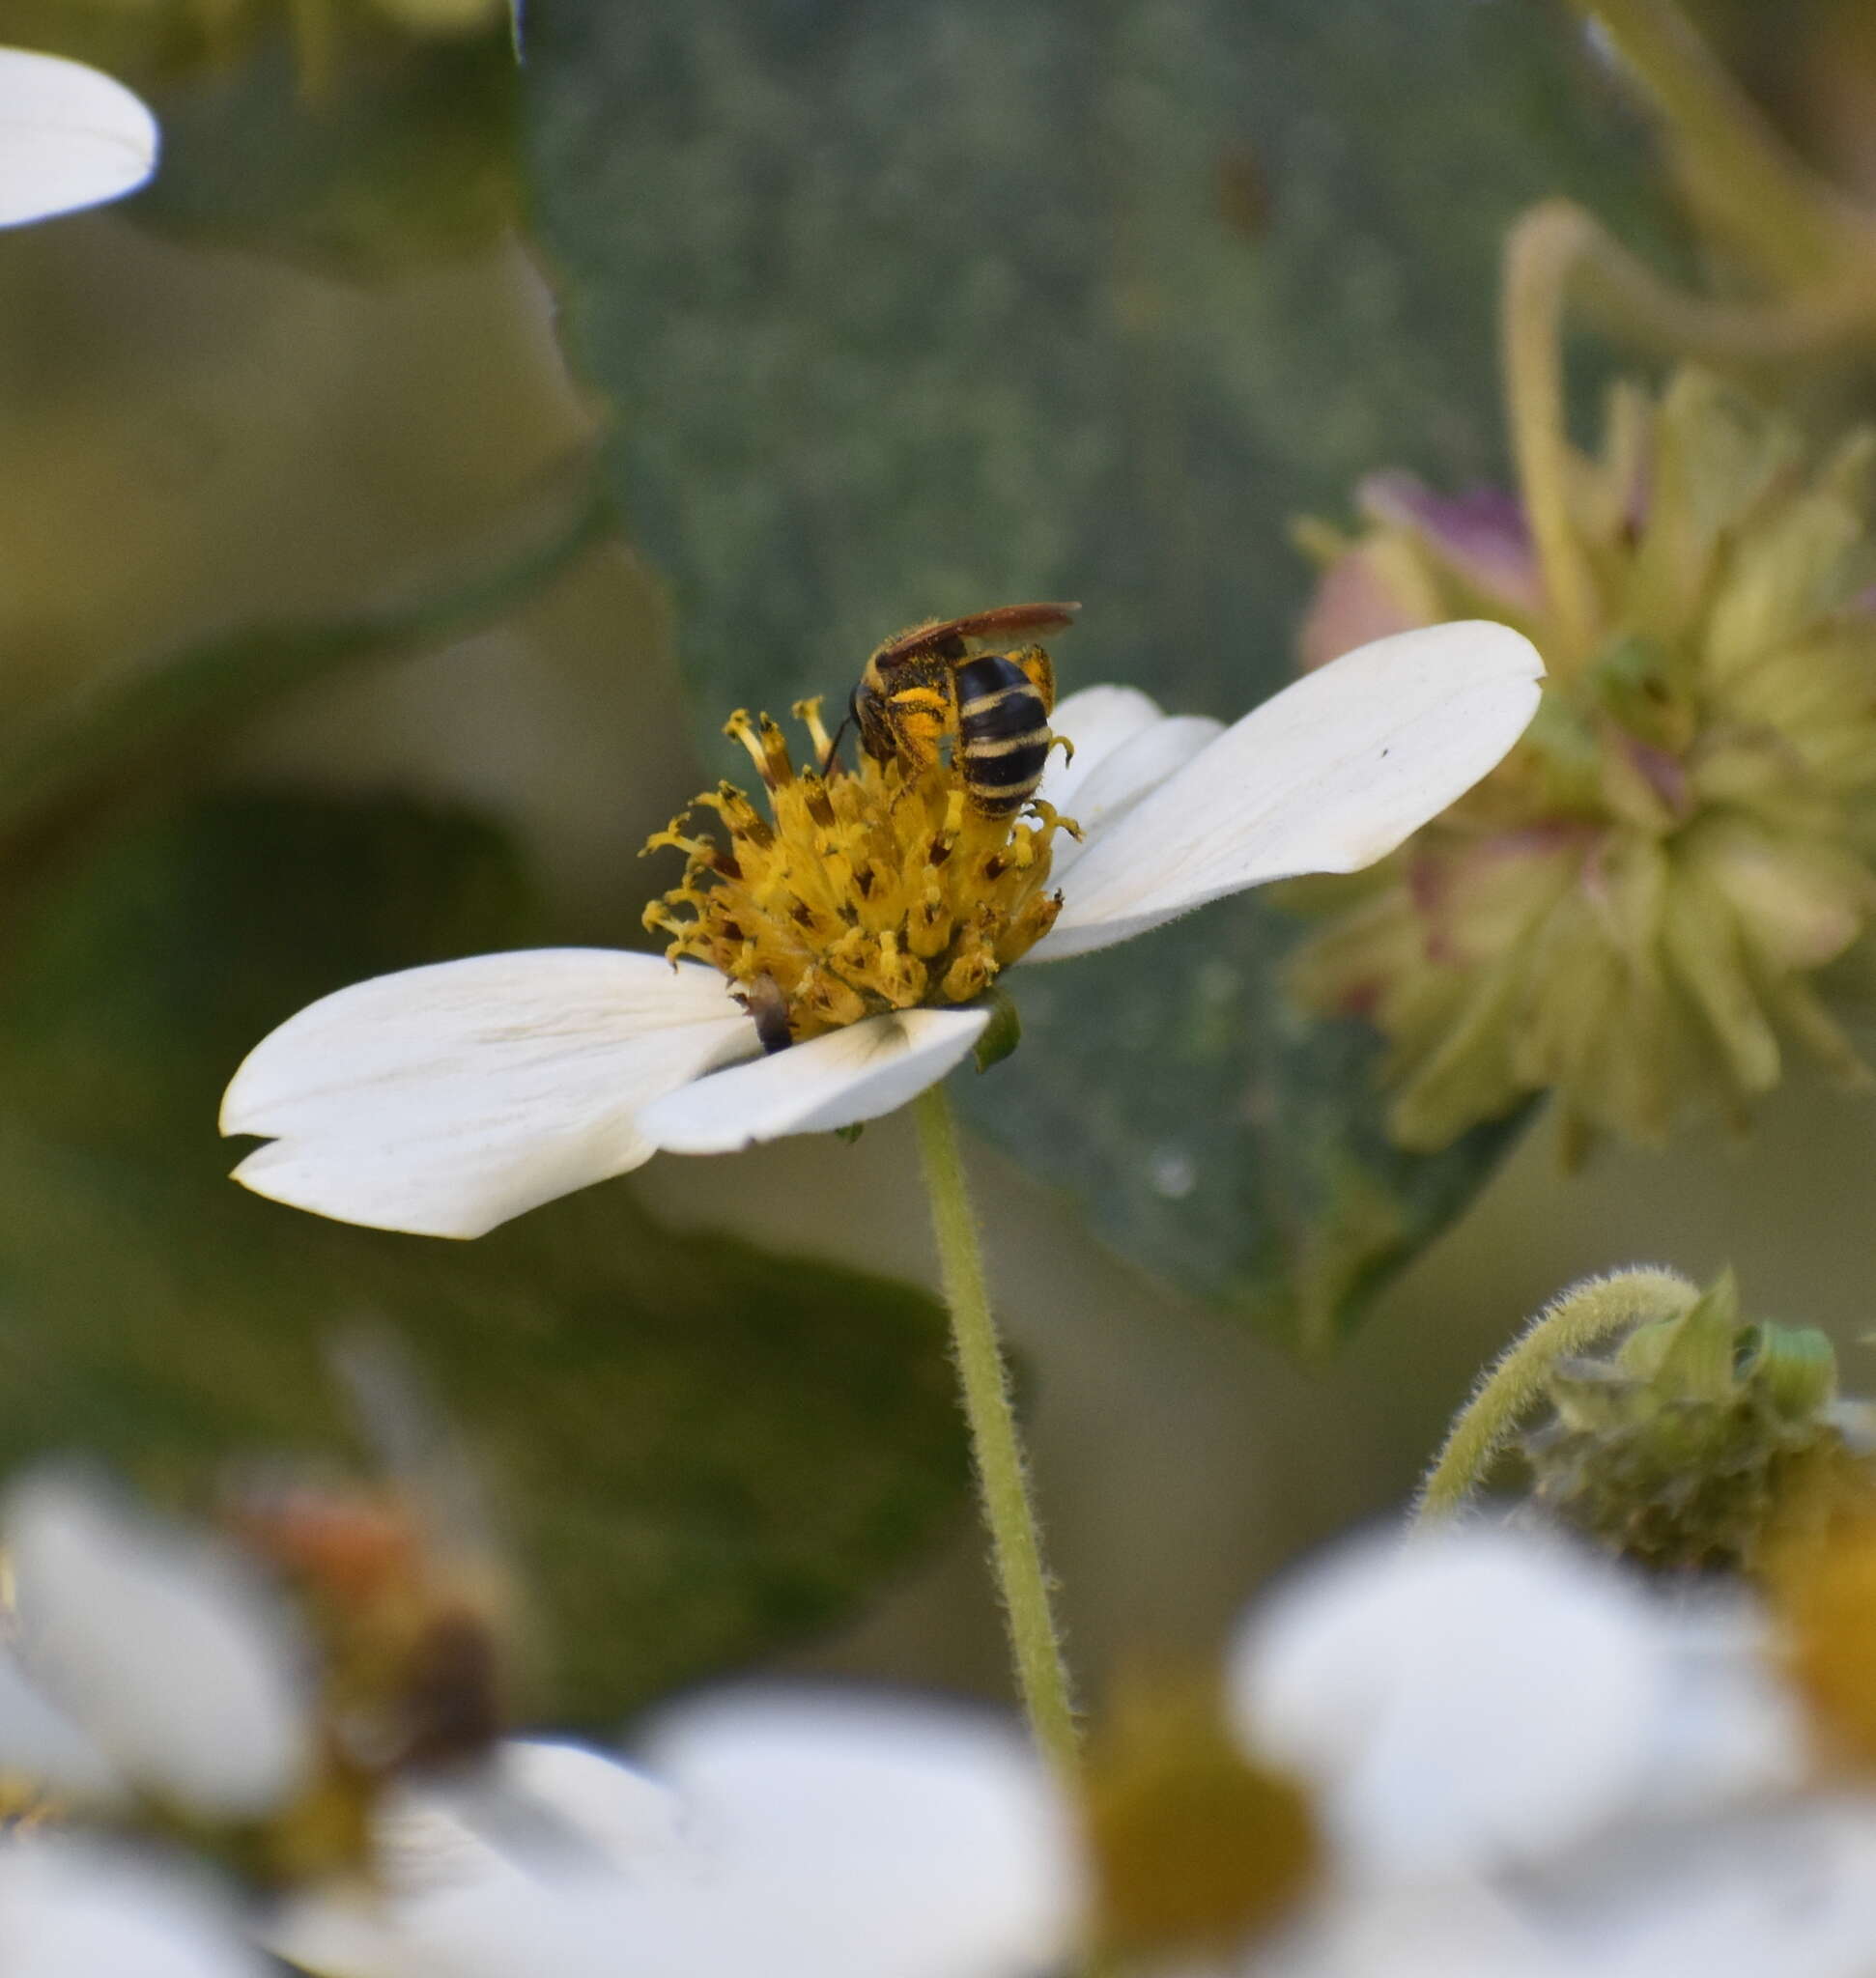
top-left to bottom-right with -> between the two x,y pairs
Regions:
1412,1266 -> 1700,1524
913,1083 -> 1080,1777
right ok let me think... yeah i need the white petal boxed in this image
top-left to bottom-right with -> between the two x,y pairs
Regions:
637,1687 -> 1081,1978
0,1648 -> 122,1807
1267,1879 -> 1566,1978
6,1474 -> 313,1821
0,49 -> 156,229
268,1742 -> 686,1978
385,1740 -> 684,1893
272,1702 -> 1077,1978
222,950 -> 756,1237
0,1839 -> 265,1978
1581,1798 -> 1876,1978
636,1007 -> 987,1154
1231,1526 -> 1667,1878
1634,1597 -> 1807,1819
1037,685 -> 1166,812
1049,713 -> 1224,874
1031,621 -> 1544,960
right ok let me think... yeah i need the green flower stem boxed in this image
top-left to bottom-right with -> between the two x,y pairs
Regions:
1411,1266 -> 1699,1524
1570,0 -> 1868,288
913,1082 -> 1080,1778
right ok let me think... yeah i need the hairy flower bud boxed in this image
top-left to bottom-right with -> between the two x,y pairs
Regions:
1288,371 -> 1876,1152
1520,1271 -> 1876,1573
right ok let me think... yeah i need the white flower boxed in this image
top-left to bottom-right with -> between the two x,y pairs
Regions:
270,1689 -> 1080,1978
262,1540 -> 1871,1978
0,48 -> 156,229
0,1472 -> 315,1821
221,620 -> 1543,1236
1228,1524 -> 1803,1880
1224,1526 -> 1857,1978
0,1837 -> 265,1978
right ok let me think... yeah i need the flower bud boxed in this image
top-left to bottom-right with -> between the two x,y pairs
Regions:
1521,1271 -> 1876,1573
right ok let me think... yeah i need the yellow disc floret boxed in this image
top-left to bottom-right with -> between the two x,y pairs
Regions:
641,699 -> 1075,1042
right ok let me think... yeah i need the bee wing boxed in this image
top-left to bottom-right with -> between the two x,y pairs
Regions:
869,601 -> 1080,670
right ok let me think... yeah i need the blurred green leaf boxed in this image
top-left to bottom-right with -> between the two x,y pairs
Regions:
14,6 -> 517,273
0,793 -> 968,1719
0,459 -> 610,862
519,0 -> 1676,1342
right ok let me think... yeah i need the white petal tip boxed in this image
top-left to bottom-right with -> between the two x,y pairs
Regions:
1040,618 -> 1546,957
0,50 -> 158,229
217,950 -> 754,1236
226,1146 -> 490,1241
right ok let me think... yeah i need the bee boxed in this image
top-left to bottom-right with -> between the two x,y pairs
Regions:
225,1333 -> 519,1777
834,601 -> 1080,817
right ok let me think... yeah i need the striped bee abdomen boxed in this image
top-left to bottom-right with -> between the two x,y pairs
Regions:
954,653 -> 1051,817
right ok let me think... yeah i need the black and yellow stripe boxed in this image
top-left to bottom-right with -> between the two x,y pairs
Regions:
955,655 -> 1050,816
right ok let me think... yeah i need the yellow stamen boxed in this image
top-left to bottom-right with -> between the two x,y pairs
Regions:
644,710 -> 1076,1043
794,695 -> 837,766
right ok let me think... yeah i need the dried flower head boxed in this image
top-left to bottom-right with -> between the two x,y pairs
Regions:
1290,369 -> 1876,1153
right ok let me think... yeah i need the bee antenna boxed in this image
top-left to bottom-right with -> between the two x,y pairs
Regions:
823,700 -> 859,776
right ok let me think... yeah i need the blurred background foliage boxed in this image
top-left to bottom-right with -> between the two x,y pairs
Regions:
3,0 -> 1876,1717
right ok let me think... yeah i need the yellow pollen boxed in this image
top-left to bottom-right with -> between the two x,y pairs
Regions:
642,700 -> 1078,1042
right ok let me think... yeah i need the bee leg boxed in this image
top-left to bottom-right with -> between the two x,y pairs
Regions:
1011,642 -> 1056,717
885,688 -> 950,774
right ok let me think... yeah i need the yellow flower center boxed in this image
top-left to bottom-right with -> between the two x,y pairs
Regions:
641,700 -> 1077,1042
1080,1672 -> 1320,1960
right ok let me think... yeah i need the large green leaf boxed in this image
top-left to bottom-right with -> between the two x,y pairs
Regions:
0,794 -> 967,1719
519,0 -> 1674,1341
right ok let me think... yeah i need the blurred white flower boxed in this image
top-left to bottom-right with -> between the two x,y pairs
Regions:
220,621 -> 1543,1236
0,48 -> 156,229
1229,1524 -> 1803,1879
271,1690 -> 1079,1978
259,1529 -> 1876,1978
0,1835 -> 264,1978
0,1472 -> 314,1821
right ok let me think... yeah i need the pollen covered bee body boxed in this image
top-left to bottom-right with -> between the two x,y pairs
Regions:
847,602 -> 1079,817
